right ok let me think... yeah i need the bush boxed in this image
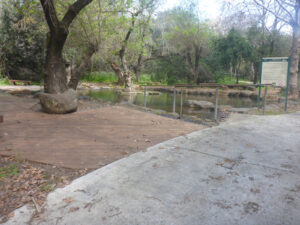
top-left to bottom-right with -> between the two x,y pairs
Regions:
0,1 -> 45,82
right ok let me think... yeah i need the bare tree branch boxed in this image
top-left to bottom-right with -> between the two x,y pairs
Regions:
280,0 -> 296,8
253,0 -> 292,25
275,0 -> 295,22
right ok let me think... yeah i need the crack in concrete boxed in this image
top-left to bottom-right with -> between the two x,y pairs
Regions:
176,146 -> 296,174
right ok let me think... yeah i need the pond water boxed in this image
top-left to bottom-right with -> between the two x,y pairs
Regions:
87,88 -> 258,120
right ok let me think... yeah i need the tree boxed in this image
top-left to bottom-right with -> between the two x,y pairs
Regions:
0,0 -> 45,81
131,8 -> 154,83
242,0 -> 299,98
214,28 -> 253,84
106,0 -> 158,90
117,10 -> 141,90
40,0 -> 93,94
246,24 -> 291,83
155,8 -> 215,83
61,0 -> 101,90
107,10 -> 141,90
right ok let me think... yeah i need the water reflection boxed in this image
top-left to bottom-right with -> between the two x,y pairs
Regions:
87,89 -> 257,119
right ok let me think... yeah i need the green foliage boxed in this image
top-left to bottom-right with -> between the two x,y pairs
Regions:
0,0 -> 45,82
0,0 -> 293,88
81,72 -> 118,83
133,74 -> 155,85
246,24 -> 292,83
138,74 -> 152,82
213,28 -> 254,84
214,28 -> 253,70
0,164 -> 19,178
152,8 -> 216,83
144,54 -> 192,85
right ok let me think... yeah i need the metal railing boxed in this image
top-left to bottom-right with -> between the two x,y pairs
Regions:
142,83 -> 289,122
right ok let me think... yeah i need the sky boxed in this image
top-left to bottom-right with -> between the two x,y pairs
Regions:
160,0 -> 222,20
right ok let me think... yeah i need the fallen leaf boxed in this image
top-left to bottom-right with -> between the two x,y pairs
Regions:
64,197 -> 73,204
69,207 -> 79,213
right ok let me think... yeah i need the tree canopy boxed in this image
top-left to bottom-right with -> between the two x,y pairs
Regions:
0,0 -> 297,95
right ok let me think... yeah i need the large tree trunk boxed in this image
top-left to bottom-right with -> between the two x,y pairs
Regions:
68,43 -> 98,89
120,50 -> 132,91
44,30 -> 68,93
123,71 -> 132,90
40,0 -> 93,94
289,24 -> 300,99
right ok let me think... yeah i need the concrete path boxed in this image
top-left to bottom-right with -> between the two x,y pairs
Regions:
5,113 -> 300,225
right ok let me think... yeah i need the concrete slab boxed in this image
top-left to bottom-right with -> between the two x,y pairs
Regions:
4,113 -> 300,225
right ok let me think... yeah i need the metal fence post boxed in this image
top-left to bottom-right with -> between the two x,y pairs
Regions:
180,88 -> 183,119
285,58 -> 291,112
263,86 -> 268,115
144,86 -> 147,108
257,59 -> 263,109
257,84 -> 262,109
214,88 -> 219,122
173,88 -> 176,113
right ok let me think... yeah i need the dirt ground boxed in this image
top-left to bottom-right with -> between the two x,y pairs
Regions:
0,93 -> 204,169
0,92 -> 203,222
0,155 -> 90,223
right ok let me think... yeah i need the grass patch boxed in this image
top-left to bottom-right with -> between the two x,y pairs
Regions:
134,74 -> 190,86
135,74 -> 152,83
39,184 -> 55,192
217,75 -> 250,85
43,172 -> 50,179
31,81 -> 43,86
0,164 -> 19,178
0,78 -> 10,86
133,74 -> 162,86
264,111 -> 282,115
81,72 -> 118,83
